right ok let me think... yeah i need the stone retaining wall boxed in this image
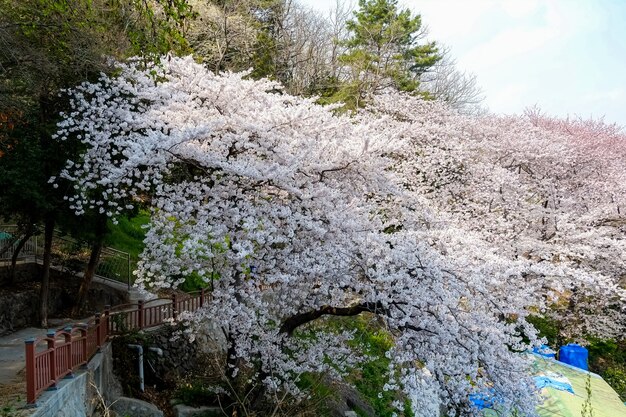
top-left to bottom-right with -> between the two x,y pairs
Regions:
149,326 -> 200,384
0,262 -> 40,284
0,264 -> 127,335
113,325 -> 200,393
30,342 -> 121,417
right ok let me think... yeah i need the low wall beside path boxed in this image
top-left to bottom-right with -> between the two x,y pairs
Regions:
30,341 -> 120,417
24,289 -> 210,405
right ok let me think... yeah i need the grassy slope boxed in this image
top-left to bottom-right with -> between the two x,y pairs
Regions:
104,211 -> 150,257
103,211 -> 150,282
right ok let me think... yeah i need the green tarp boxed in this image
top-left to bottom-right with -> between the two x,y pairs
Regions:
532,356 -> 626,417
483,356 -> 626,417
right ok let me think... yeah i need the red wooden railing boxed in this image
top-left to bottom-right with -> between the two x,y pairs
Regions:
25,289 -> 210,404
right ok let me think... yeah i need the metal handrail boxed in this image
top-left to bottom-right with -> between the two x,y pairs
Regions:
1,224 -> 132,289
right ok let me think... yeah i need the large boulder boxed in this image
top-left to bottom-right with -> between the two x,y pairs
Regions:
110,397 -> 164,417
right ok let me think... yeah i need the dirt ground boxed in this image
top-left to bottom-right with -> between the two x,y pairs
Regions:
0,374 -> 29,415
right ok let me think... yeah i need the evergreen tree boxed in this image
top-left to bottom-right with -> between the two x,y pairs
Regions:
338,0 -> 440,108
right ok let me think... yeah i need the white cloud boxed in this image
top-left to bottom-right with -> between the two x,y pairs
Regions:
583,88 -> 624,103
459,26 -> 557,72
501,0 -> 540,18
488,83 -> 530,113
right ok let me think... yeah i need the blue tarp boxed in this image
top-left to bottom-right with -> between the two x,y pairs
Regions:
533,344 -> 556,359
533,376 -> 575,394
469,390 -> 497,410
558,344 -> 588,371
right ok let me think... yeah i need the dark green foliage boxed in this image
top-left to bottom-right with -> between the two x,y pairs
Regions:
0,0 -> 195,228
0,0 -> 127,244
0,114 -> 51,224
601,367 -> 626,402
248,0 -> 298,88
251,28 -> 281,81
174,382 -> 217,407
526,314 -> 561,347
336,0 -> 440,108
178,271 -> 210,292
587,338 -> 626,365
587,337 -> 626,401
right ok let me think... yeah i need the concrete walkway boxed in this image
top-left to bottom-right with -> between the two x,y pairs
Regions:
0,289 -> 158,389
0,320 -> 91,412
0,319 -> 78,386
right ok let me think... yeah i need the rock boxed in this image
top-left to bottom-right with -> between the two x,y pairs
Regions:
173,404 -> 223,417
323,376 -> 376,417
110,397 -> 164,417
138,326 -> 201,384
344,412 -> 358,417
194,320 -> 228,355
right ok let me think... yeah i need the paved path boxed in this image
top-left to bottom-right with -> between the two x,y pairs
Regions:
0,319 -> 82,410
0,319 -> 78,386
0,288 -> 156,389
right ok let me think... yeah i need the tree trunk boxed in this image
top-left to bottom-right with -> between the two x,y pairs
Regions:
39,215 -> 55,328
224,330 -> 256,416
10,228 -> 34,284
72,217 -> 107,317
0,234 -> 19,257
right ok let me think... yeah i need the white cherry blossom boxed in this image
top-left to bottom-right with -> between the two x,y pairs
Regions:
56,56 -> 624,416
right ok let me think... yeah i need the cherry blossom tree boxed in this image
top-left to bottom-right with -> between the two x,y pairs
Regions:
54,56 -> 622,416
363,93 -> 625,339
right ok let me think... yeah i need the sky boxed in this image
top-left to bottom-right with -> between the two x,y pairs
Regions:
299,0 -> 626,127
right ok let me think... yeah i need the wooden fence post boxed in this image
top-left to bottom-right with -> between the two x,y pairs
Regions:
95,314 -> 102,350
138,300 -> 144,330
200,288 -> 205,308
64,327 -> 73,377
47,330 -> 57,389
25,338 -> 36,404
104,305 -> 110,340
79,326 -> 88,366
172,294 -> 178,320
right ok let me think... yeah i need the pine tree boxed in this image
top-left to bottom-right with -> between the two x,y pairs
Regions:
338,0 -> 440,108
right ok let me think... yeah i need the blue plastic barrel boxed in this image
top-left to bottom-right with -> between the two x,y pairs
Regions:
558,344 -> 588,371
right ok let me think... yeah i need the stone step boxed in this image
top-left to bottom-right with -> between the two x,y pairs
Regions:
173,404 -> 223,417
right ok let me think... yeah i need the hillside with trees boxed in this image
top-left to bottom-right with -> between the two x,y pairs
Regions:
0,0 -> 624,416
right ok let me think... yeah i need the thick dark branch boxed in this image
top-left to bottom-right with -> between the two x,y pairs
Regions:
279,302 -> 386,335
280,301 -> 437,337
318,161 -> 355,181
402,323 -> 437,336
